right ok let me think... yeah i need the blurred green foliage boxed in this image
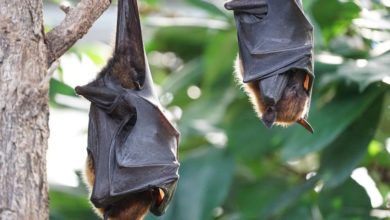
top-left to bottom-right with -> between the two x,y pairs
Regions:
49,0 -> 390,219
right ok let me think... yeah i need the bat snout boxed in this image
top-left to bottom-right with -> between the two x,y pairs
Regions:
261,106 -> 276,128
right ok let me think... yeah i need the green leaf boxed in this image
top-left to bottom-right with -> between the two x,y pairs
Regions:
279,205 -> 313,220
319,93 -> 384,188
161,59 -> 203,96
146,148 -> 234,220
147,27 -> 215,61
336,54 -> 390,91
318,178 -> 375,219
203,31 -> 237,91
281,86 -> 384,161
49,78 -> 77,99
311,0 -> 360,42
232,176 -> 310,220
49,186 -> 97,220
181,88 -> 236,125
225,97 -> 286,160
258,176 -> 318,219
329,35 -> 368,58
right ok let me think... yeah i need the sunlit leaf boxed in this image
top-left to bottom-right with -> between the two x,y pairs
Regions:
49,186 -> 97,220
319,93 -> 384,188
336,54 -> 390,91
161,59 -> 203,98
281,86 -> 384,161
329,35 -> 369,58
318,178 -> 376,219
49,78 -> 77,99
258,176 -> 318,219
203,31 -> 237,91
311,0 -> 360,42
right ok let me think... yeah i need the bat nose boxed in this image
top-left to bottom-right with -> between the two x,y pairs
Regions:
258,73 -> 289,105
261,106 -> 276,128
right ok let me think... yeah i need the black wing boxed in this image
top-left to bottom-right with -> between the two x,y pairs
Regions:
225,0 -> 314,88
75,0 -> 180,216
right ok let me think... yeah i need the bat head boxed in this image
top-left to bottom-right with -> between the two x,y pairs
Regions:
258,70 -> 313,133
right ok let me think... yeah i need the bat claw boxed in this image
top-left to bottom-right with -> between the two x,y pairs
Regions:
297,118 -> 314,134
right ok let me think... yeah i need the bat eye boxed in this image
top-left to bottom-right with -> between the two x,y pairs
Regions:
303,74 -> 310,91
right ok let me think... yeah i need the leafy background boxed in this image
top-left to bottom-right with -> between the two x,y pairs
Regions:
46,0 -> 390,219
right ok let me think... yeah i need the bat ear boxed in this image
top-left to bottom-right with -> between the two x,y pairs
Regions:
261,106 -> 276,128
150,181 -> 178,216
297,118 -> 314,134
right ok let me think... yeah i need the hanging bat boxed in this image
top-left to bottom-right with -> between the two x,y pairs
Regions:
75,0 -> 180,219
225,0 -> 315,133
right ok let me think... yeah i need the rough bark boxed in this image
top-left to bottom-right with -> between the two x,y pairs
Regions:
46,0 -> 111,65
0,0 -> 110,219
0,0 -> 49,219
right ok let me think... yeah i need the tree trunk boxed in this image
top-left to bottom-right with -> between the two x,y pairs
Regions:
0,0 -> 49,219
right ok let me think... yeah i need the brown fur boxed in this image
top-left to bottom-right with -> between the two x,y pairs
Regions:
234,57 -> 309,127
98,58 -> 138,90
84,154 -> 154,220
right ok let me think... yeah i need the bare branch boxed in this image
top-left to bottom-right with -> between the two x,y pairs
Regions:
59,2 -> 71,14
45,0 -> 112,65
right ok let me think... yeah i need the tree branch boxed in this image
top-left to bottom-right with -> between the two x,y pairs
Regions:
45,0 -> 112,65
